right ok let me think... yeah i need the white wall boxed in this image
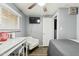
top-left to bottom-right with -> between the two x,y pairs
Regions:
77,8 -> 79,39
7,3 -> 26,37
25,16 -> 43,45
57,8 -> 77,39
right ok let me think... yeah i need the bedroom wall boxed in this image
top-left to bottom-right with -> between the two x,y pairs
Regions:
25,16 -> 43,45
7,3 -> 26,37
57,8 -> 77,39
6,4 -> 43,45
77,8 -> 79,39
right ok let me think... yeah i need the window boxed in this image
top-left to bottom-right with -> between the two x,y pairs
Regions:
0,4 -> 21,31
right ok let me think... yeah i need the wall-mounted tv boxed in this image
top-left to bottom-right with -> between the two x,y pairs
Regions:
29,17 -> 40,24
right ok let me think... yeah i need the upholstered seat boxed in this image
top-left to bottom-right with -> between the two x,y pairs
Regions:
27,37 -> 39,50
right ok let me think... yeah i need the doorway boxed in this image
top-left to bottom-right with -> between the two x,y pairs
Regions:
54,16 -> 57,39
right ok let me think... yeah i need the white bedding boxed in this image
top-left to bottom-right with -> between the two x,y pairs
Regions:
26,37 -> 39,50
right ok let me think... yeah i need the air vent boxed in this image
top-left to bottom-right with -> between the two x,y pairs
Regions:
68,7 -> 78,15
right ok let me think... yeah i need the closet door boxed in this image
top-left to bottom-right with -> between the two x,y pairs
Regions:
43,17 -> 54,46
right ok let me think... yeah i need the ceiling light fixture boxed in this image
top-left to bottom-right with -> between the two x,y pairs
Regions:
38,3 -> 46,6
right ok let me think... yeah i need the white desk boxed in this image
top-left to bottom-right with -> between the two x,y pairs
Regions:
0,37 -> 28,56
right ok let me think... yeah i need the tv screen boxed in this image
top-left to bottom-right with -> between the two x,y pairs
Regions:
29,17 -> 40,24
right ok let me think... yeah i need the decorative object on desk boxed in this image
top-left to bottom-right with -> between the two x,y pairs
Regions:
9,33 -> 15,39
9,33 -> 12,39
0,32 -> 9,42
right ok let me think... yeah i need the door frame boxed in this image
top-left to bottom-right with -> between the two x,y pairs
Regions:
43,16 -> 54,46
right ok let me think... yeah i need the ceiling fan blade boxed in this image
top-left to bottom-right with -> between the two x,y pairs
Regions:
28,3 -> 37,9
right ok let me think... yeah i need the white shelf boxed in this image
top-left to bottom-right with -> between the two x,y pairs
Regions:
0,37 -> 27,56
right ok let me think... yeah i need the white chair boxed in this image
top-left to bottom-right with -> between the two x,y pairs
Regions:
27,37 -> 39,50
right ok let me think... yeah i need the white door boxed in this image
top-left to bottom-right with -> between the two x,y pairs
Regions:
43,17 -> 54,46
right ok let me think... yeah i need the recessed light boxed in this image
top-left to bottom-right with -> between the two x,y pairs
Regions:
37,3 -> 46,6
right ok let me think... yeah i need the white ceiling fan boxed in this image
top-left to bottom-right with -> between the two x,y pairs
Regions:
28,3 -> 47,12
28,3 -> 37,9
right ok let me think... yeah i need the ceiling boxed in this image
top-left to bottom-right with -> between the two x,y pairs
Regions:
15,3 -> 79,16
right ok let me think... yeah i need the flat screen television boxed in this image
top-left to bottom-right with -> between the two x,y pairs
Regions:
29,17 -> 40,24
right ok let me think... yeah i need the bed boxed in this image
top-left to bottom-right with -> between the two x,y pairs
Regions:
26,37 -> 39,50
48,39 -> 79,56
